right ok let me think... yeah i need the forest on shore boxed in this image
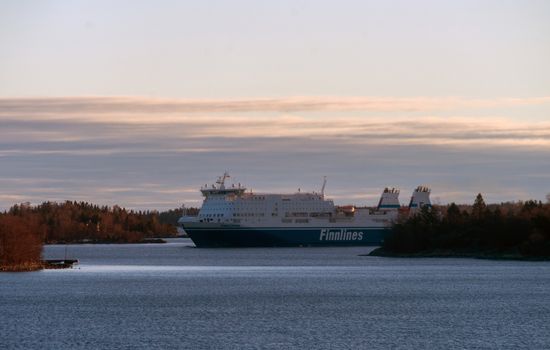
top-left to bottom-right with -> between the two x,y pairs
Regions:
371,194 -> 550,259
0,201 -> 194,271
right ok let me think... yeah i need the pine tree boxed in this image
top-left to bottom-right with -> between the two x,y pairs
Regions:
446,203 -> 461,223
472,193 -> 487,220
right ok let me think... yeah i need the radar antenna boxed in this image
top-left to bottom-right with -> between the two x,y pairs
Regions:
216,172 -> 230,189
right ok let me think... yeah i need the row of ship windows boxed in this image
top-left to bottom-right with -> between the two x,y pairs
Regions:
282,218 -> 309,223
208,196 -> 267,202
229,218 -> 311,224
207,206 -> 330,210
234,213 -> 265,217
200,214 -> 225,218
206,200 -> 329,205
281,198 -> 322,201
211,195 -> 323,202
285,212 -> 333,217
204,207 -> 330,212
243,196 -> 320,201
201,211 -> 332,218
207,201 -> 328,207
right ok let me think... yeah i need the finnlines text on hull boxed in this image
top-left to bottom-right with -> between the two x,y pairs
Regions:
320,229 -> 364,241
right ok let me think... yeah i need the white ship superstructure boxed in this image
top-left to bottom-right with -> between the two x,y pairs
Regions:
179,173 -> 431,247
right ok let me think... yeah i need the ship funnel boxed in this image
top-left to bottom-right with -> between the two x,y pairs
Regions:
408,185 -> 431,214
377,187 -> 400,210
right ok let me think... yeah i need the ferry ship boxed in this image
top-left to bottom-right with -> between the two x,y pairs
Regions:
178,173 -> 431,247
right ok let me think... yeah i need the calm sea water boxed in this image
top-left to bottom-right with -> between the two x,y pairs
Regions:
1,238 -> 549,349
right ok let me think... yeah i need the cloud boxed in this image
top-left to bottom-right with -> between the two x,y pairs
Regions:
2,114 -> 549,150
2,96 -> 549,150
1,95 -> 550,117
1,96 -> 549,210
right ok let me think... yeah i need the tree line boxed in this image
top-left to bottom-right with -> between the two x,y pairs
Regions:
1,201 -> 197,270
0,215 -> 43,270
381,194 -> 550,258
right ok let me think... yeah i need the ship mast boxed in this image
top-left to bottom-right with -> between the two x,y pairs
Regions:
216,171 -> 230,190
321,176 -> 327,198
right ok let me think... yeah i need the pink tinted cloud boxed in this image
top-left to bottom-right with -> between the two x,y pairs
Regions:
1,95 -> 550,116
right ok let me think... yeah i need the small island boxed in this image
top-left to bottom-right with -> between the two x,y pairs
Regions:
370,194 -> 550,260
1,201 -> 194,271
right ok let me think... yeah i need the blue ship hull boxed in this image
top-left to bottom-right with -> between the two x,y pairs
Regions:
184,226 -> 389,248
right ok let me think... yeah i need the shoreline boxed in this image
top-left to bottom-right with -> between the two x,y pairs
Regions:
45,238 -> 169,245
367,247 -> 550,261
0,262 -> 44,272
0,260 -> 77,272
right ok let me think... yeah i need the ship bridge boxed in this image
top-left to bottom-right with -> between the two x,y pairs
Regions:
200,172 -> 246,197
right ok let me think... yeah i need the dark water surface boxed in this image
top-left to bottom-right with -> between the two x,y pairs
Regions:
1,239 -> 549,349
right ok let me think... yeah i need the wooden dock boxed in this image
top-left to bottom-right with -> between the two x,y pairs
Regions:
43,259 -> 79,269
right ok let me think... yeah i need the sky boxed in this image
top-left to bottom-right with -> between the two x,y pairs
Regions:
1,0 -> 550,210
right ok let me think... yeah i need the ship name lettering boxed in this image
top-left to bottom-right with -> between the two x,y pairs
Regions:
319,229 -> 364,241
